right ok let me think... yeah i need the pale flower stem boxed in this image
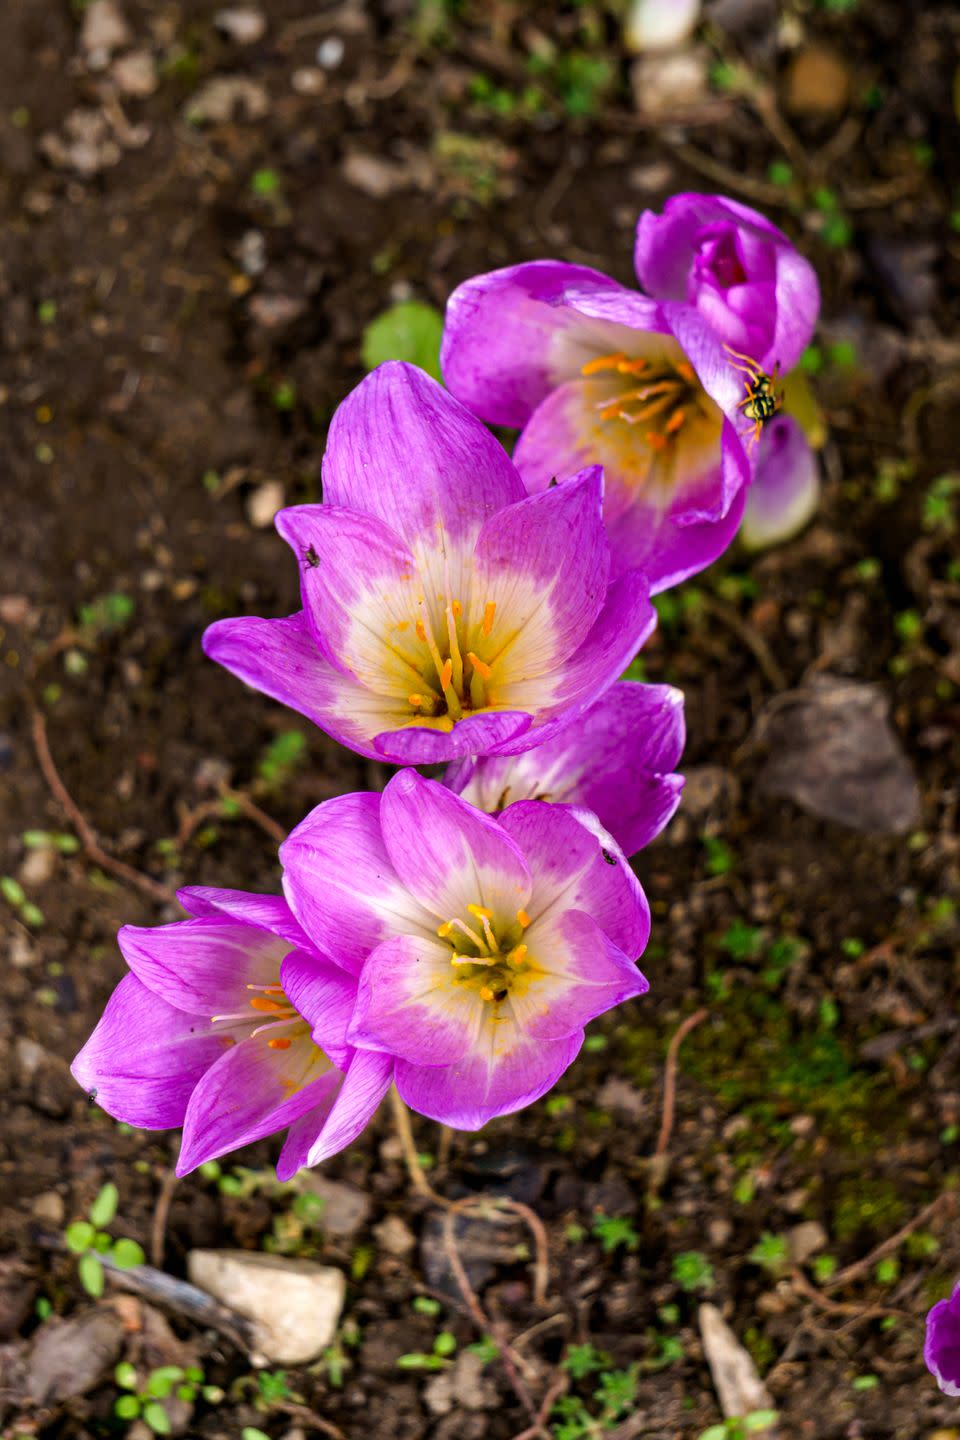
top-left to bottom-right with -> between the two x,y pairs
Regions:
389,1085 -> 448,1207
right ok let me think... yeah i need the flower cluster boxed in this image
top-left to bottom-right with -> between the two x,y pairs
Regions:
74,192 -> 818,1182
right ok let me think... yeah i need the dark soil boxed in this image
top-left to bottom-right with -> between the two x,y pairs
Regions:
1,2 -> 959,1437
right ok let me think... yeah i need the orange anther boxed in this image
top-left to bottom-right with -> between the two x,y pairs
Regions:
467,651 -> 492,680
581,351 -> 626,376
517,909 -> 531,929
408,693 -> 424,708
479,985 -> 495,1002
482,601 -> 497,636
508,944 -> 528,966
268,1037 -> 292,1050
646,431 -> 668,452
439,658 -> 453,691
665,408 -> 686,435
249,997 -> 289,1014
677,361 -> 695,384
451,600 -> 463,618
415,619 -> 427,644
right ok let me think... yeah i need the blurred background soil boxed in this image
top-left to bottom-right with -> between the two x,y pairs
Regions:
1,2 -> 959,1436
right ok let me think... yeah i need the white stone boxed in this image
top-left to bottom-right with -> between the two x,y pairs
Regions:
245,479 -> 285,529
214,7 -> 267,44
80,1 -> 132,59
626,0 -> 700,53
20,846 -> 56,887
631,50 -> 708,118
111,50 -> 158,97
373,1214 -> 415,1258
787,1220 -> 828,1264
187,1251 -> 345,1364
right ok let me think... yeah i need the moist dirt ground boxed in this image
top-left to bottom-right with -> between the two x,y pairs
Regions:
1,2 -> 959,1437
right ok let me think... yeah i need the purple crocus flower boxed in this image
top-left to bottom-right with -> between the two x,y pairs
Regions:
741,413 -> 819,551
444,682 -> 685,857
71,889 -> 394,1179
204,362 -> 655,764
280,769 -> 651,1129
926,1283 -> 960,1396
634,193 -> 819,376
441,197 -> 819,590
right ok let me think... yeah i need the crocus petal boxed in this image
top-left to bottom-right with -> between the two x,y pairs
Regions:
280,948 -> 359,1071
71,974 -> 224,1130
277,1048 -> 395,1179
508,908 -> 648,1039
280,792 -> 437,975
498,800 -> 650,958
925,1286 -> 960,1398
177,1030 -> 340,1175
447,682 -> 685,856
379,769 -> 532,921
635,195 -> 788,300
118,918 -> 287,1017
274,504 -> 419,682
373,710 -> 534,765
176,888 -> 312,951
468,466 -> 609,714
608,468 -> 748,592
202,611 -> 413,761
348,933 -> 482,1066
321,361 -> 525,549
740,414 -> 819,550
397,1028 -> 583,1129
768,247 -> 820,373
441,261 -> 635,427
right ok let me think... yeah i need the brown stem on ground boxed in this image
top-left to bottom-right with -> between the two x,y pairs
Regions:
388,1085 -> 449,1207
648,1009 -> 709,1200
30,706 -> 178,908
150,1169 -> 178,1269
822,1191 -> 955,1292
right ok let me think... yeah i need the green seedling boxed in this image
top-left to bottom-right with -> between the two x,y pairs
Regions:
114,1361 -> 217,1434
672,1251 -> 715,1293
591,1214 -> 639,1255
64,1183 -> 145,1298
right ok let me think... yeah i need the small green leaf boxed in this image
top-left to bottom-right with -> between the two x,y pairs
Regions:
146,1366 -> 184,1398
111,1237 -> 146,1269
143,1400 -> 172,1434
65,1220 -> 96,1254
698,1427 -> 728,1440
115,1361 -> 139,1390
115,1393 -> 141,1420
78,1252 -> 104,1297
242,1430 -> 273,1440
361,301 -> 444,383
745,1413 -> 779,1432
89,1181 -> 118,1228
1,876 -> 26,908
433,1331 -> 457,1357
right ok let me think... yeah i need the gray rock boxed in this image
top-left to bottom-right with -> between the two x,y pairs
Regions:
699,1303 -> 774,1420
754,676 -> 921,834
20,846 -> 56,887
187,1251 -> 345,1364
424,1350 -> 498,1416
26,1310 -> 124,1405
297,1175 -> 370,1239
373,1214 -> 415,1258
31,1191 -> 65,1226
111,50 -> 158,97
185,76 -> 269,125
787,1221 -> 828,1265
631,49 -> 708,118
80,0 -> 132,61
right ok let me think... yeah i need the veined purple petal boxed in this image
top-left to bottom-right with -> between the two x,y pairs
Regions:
348,933 -> 481,1066
117,918 -> 287,1017
321,361 -> 525,548
741,414 -> 819,550
380,769 -> 532,921
441,260 -> 634,426
280,948 -> 359,1071
397,1028 -> 583,1129
507,907 -> 648,1040
276,1049 -> 394,1178
176,1030 -> 341,1175
925,1284 -> 960,1397
447,682 -> 685,856
498,800 -> 650,959
280,792 -> 437,975
373,710 -> 534,765
608,466 -> 748,592
71,974 -> 224,1130
176,888 -> 312,951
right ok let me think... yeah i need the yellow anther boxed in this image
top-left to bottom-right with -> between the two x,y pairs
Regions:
415,619 -> 427,644
467,651 -> 492,680
517,909 -> 531,929
467,904 -> 493,920
479,985 -> 495,1002
437,921 -> 454,938
508,944 -> 528,967
408,693 -> 424,708
482,601 -> 496,636
395,619 -> 409,632
268,1036 -> 292,1050
581,351 -> 627,376
451,599 -> 462,618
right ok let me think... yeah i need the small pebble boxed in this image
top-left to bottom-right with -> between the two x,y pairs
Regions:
246,480 -> 285,529
316,36 -> 345,68
111,50 -> 158,97
214,6 -> 266,44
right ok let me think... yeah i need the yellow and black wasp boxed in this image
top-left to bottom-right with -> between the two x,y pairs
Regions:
724,345 -> 782,447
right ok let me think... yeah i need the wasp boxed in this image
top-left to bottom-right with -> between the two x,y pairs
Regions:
724,345 -> 782,446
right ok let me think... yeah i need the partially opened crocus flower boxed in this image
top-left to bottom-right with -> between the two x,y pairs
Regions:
280,769 -> 651,1129
71,889 -> 394,1179
204,362 -> 655,763
441,196 -> 819,589
741,413 -> 819,551
926,1283 -> 960,1397
444,682 -> 685,857
634,193 -> 819,375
